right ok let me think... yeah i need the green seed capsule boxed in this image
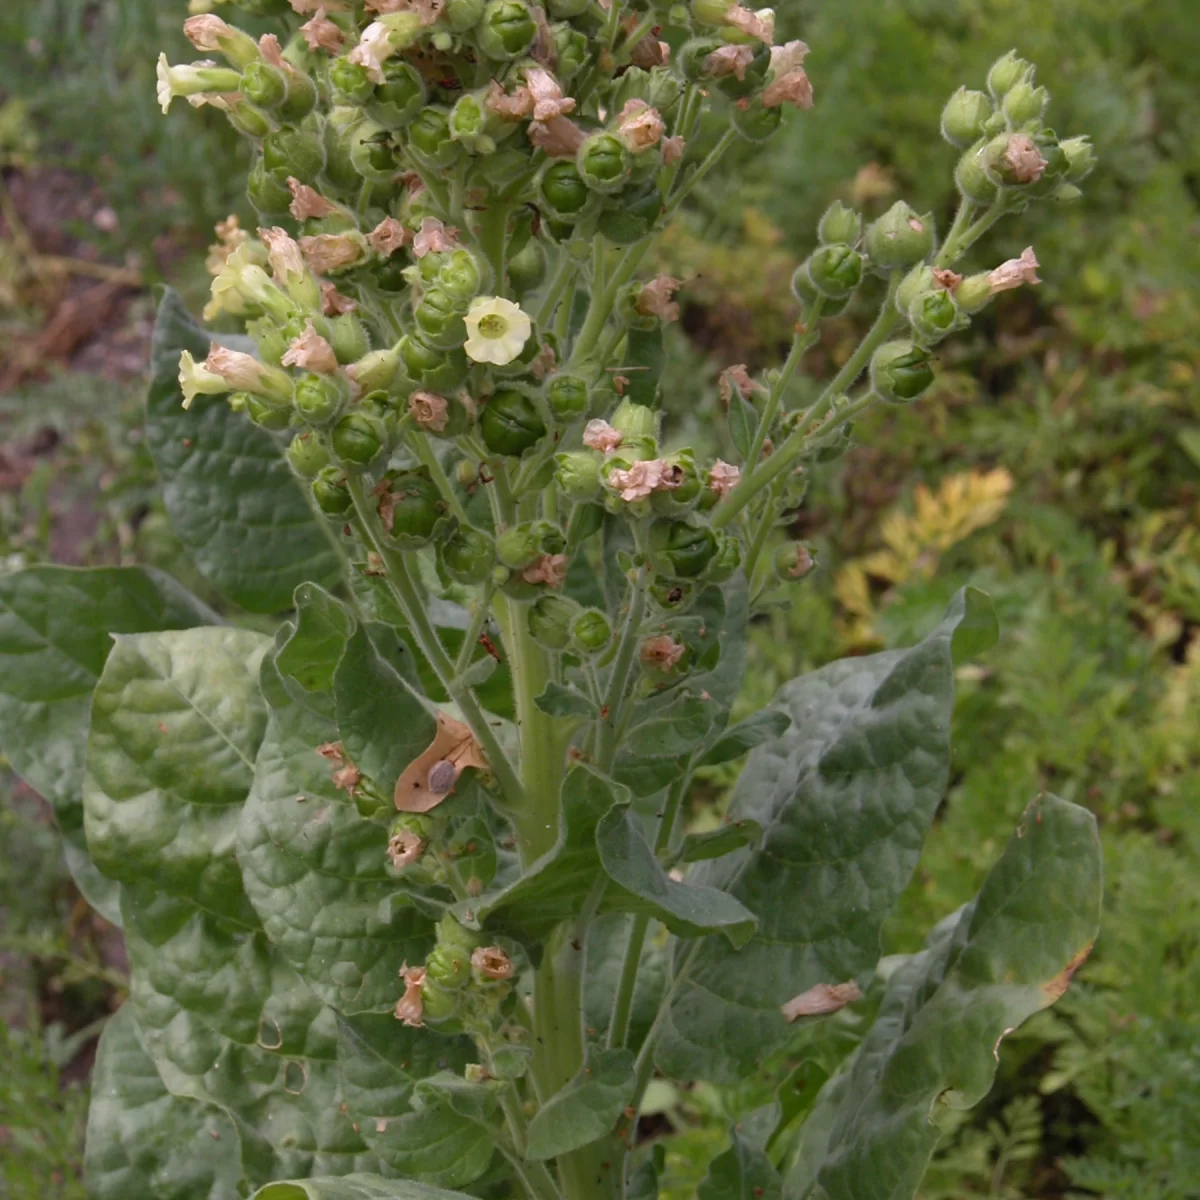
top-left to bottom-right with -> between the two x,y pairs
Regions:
528,595 -> 577,650
367,60 -> 426,130
330,57 -> 376,105
497,520 -> 565,569
331,411 -> 386,467
707,533 -> 743,583
508,238 -> 547,298
731,100 -> 784,144
408,106 -> 458,168
262,126 -> 326,183
378,471 -> 445,544
477,0 -> 538,60
480,389 -> 546,457
243,393 -> 293,431
400,335 -> 469,393
547,0 -> 589,15
312,466 -> 353,516
571,609 -> 612,654
415,288 -> 468,349
597,186 -> 662,246
440,528 -> 495,584
445,0 -> 486,29
546,376 -> 590,424
578,133 -> 631,195
649,519 -> 718,580
247,160 -> 294,219
955,141 -> 999,205
349,122 -> 398,183
438,249 -> 484,304
806,243 -> 864,300
909,290 -> 959,344
870,340 -> 935,404
774,541 -> 816,582
286,431 -> 330,478
294,374 -> 345,427
540,161 -> 592,221
241,60 -> 286,109
330,313 -> 370,365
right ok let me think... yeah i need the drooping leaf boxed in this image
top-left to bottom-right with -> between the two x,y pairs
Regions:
525,1046 -> 636,1161
83,626 -> 270,931
237,655 -> 439,1013
0,565 -> 216,921
251,1177 -> 468,1200
657,589 -> 998,1084
783,793 -> 1102,1200
145,289 -> 342,613
698,1131 -> 783,1200
596,807 -> 757,947
334,623 -> 436,795
698,710 -> 793,767
84,1004 -> 244,1200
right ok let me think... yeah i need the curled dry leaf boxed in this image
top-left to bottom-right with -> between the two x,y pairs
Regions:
781,980 -> 863,1021
395,713 -> 488,813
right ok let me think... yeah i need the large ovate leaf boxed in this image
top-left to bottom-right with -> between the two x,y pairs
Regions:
525,1046 -> 636,1161
783,793 -> 1102,1200
83,626 -> 270,930
238,654 -> 439,1012
466,765 -> 755,947
0,565 -> 216,921
657,589 -> 997,1084
84,1004 -> 243,1200
251,1177 -> 467,1200
145,289 -> 342,613
698,1131 -> 783,1200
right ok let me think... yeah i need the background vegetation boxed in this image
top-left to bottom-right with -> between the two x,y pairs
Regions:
1,0 -> 1198,1195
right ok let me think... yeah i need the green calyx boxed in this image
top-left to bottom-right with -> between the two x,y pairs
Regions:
496,520 -> 565,570
528,594 -> 579,650
477,0 -> 537,60
870,339 -> 936,404
441,528 -> 495,584
480,388 -> 546,456
377,471 -> 447,546
649,518 -> 719,580
807,243 -> 865,300
578,132 -> 632,195
331,411 -> 387,467
311,465 -> 353,515
286,431 -> 330,479
865,201 -> 936,272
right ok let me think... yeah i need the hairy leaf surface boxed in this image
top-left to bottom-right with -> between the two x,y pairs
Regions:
525,1047 -> 636,1161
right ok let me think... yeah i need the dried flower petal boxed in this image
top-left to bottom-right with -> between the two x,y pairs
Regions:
608,458 -> 666,502
299,232 -> 364,273
395,713 -> 488,813
300,9 -> 344,52
282,320 -> 338,374
521,553 -> 568,588
705,44 -> 754,81
367,216 -> 411,257
583,419 -> 622,455
257,33 -> 286,68
471,946 -> 513,980
640,634 -> 684,669
258,226 -> 307,285
526,66 -> 576,121
408,389 -> 449,432
528,114 -> 586,158
394,964 -> 425,1026
636,275 -> 681,322
288,177 -> 339,221
387,829 -> 425,869
412,217 -> 459,257
719,364 -> 756,403
932,268 -> 963,291
320,280 -> 357,315
763,68 -> 813,109
708,460 -> 741,499
726,5 -> 775,43
662,135 -> 686,165
486,80 -> 534,119
1003,134 -> 1047,184
987,246 -> 1040,294
781,980 -> 862,1021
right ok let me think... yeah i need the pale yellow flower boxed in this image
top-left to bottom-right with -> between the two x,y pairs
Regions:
464,296 -> 532,366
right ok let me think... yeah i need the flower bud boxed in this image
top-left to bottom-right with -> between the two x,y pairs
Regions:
865,202 -> 935,272
497,520 -> 565,570
286,431 -> 330,479
378,471 -> 446,545
440,528 -> 495,585
555,451 -> 602,501
774,541 -> 815,583
610,399 -> 659,444
817,200 -> 862,246
986,51 -> 1034,101
870,340 -> 935,404
806,243 -> 864,300
182,15 -> 260,69
348,343 -> 403,394
330,313 -> 371,365
331,411 -> 387,467
578,132 -> 631,195
312,466 -> 353,516
528,595 -> 578,650
480,388 -> 546,457
294,373 -> 347,426
940,87 -> 993,148
262,126 -> 326,184
649,519 -> 718,580
477,0 -> 538,60
415,288 -> 469,350
955,141 -> 999,205
546,375 -> 590,424
367,60 -> 426,130
540,161 -> 594,222
571,609 -> 612,655
1059,135 -> 1097,183
1002,81 -> 1048,127
955,273 -> 994,314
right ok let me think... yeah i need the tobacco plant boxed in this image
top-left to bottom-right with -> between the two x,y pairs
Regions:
0,3 -> 1104,1198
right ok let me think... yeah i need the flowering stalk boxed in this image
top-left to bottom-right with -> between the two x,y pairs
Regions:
136,11 -> 1099,1200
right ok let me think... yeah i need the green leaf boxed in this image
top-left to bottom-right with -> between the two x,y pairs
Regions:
525,1046 -> 636,1161
596,807 -> 757,947
727,391 -> 759,462
277,583 -> 354,693
623,327 -> 666,408
237,655 -> 438,1013
251,1177 -> 468,1200
0,565 -> 216,922
83,626 -> 270,931
698,1131 -> 783,1200
657,589 -> 998,1084
534,681 -> 597,720
623,694 -> 714,758
698,710 -> 792,766
145,289 -> 342,613
672,819 -> 764,866
783,793 -> 1102,1200
84,1005 -> 243,1200
584,914 -> 667,1050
